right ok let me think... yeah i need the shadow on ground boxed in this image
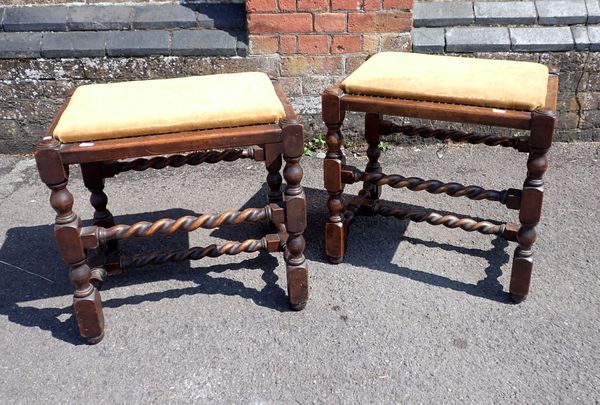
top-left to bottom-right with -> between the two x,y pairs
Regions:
0,184 -> 511,344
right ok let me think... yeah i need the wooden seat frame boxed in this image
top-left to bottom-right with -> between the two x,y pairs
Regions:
322,73 -> 558,303
35,81 -> 308,344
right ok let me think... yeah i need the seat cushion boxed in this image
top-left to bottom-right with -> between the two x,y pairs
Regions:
341,52 -> 549,111
53,72 -> 287,143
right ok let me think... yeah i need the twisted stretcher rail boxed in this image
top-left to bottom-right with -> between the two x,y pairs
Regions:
371,203 -> 504,235
99,206 -> 272,242
121,238 -> 268,268
344,166 -> 508,203
379,121 -> 525,149
112,148 -> 255,174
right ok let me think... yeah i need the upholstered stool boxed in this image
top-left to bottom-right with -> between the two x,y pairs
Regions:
322,52 -> 557,302
35,72 -> 308,344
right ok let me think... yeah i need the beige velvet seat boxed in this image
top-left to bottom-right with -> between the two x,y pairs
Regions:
341,52 -> 549,111
53,72 -> 287,143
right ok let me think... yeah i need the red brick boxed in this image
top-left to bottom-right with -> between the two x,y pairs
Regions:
363,0 -> 382,10
246,0 -> 278,12
248,13 -> 313,33
348,12 -> 411,32
332,0 -> 361,10
248,35 -> 279,54
314,13 -> 346,32
278,0 -> 296,11
281,55 -> 344,75
279,34 -> 297,53
331,34 -> 362,53
362,33 -> 379,53
383,0 -> 413,9
297,34 -> 329,54
297,0 -> 329,10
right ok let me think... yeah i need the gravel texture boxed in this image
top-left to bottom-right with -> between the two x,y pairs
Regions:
0,142 -> 599,403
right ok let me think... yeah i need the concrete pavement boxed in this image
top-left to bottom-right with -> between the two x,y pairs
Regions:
0,142 -> 599,403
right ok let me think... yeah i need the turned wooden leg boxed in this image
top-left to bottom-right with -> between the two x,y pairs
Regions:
323,87 -> 347,264
282,120 -> 308,310
81,162 -> 119,283
362,113 -> 382,203
35,139 -> 105,344
510,109 -> 554,302
264,143 -> 283,204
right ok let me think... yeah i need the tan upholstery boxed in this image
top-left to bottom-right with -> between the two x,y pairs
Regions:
341,52 -> 549,111
53,72 -> 287,143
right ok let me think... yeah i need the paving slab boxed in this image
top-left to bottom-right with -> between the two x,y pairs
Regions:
2,6 -> 68,32
572,26 -> 591,50
588,25 -> 600,50
0,32 -> 41,58
132,4 -> 196,30
41,31 -> 106,58
510,26 -> 574,51
1,142 -> 599,402
446,26 -> 510,52
412,27 -> 445,52
474,1 -> 537,25
106,30 -> 170,57
413,2 -> 474,27
67,5 -> 132,31
536,0 -> 588,25
586,0 -> 600,23
171,30 -> 237,56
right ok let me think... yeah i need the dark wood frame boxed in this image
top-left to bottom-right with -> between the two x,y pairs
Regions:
34,81 -> 308,344
322,73 -> 558,303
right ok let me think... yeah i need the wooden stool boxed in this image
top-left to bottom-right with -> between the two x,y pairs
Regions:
322,52 -> 558,302
35,72 -> 308,344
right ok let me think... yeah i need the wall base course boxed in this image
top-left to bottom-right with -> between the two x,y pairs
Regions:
0,51 -> 597,154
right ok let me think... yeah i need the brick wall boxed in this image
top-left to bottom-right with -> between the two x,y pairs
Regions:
245,0 -> 413,116
247,0 -> 413,55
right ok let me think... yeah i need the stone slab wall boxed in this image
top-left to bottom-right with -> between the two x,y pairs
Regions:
1,50 -> 598,154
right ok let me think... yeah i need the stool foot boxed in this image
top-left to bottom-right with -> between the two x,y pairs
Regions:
290,302 -> 307,311
72,284 -> 105,344
509,252 -> 533,303
510,293 -> 527,303
85,331 -> 105,345
286,261 -> 308,311
325,222 -> 346,264
327,255 -> 344,264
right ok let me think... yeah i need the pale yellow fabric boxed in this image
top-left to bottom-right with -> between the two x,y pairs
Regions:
53,72 -> 286,142
342,52 -> 549,111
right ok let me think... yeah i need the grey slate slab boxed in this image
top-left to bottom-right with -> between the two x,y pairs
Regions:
413,2 -> 474,27
0,32 -> 41,58
446,27 -> 510,52
586,0 -> 600,23
132,4 -> 196,30
106,30 -> 170,57
237,32 -> 248,56
42,31 -> 106,58
195,4 -> 246,30
510,27 -> 574,51
536,0 -> 588,25
0,9 -> 5,32
571,26 -> 591,50
588,26 -> 600,50
3,6 -> 68,32
474,1 -> 537,25
171,30 -> 236,56
67,5 -> 132,31
412,27 -> 445,52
